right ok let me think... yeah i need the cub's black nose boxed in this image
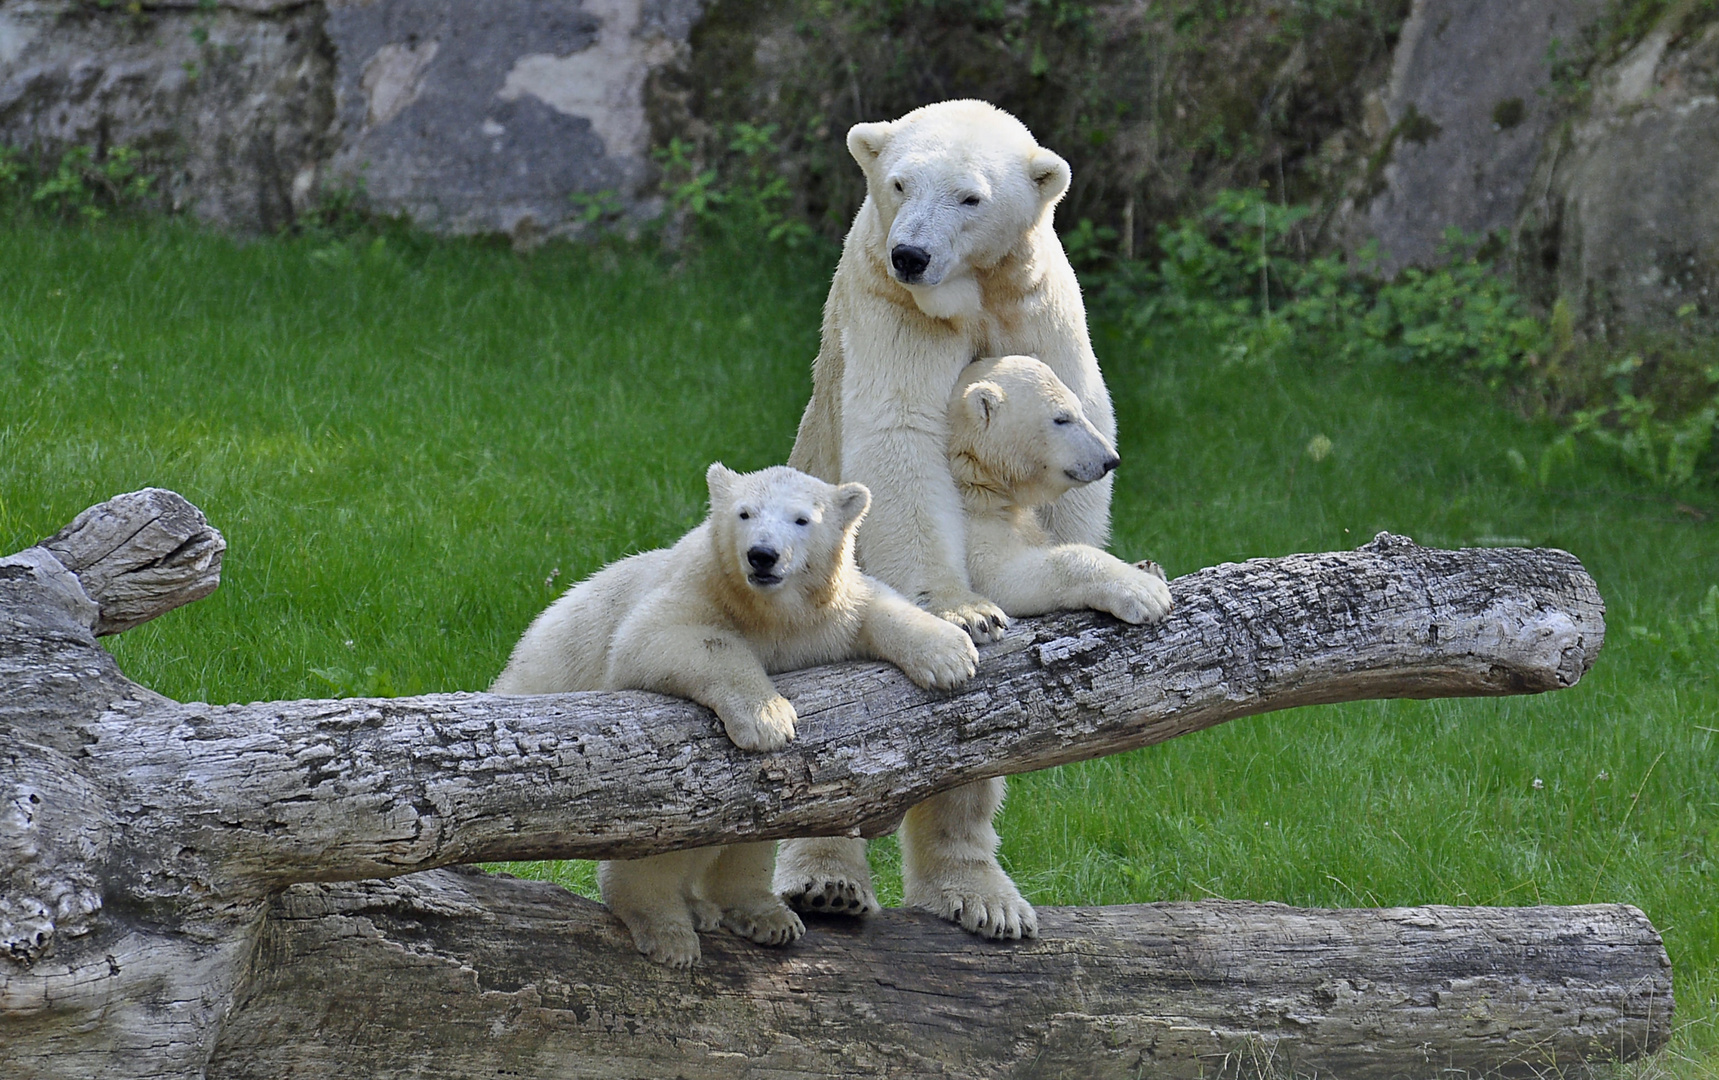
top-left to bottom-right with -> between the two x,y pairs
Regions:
1102,455 -> 1120,475
891,245 -> 931,280
747,546 -> 779,571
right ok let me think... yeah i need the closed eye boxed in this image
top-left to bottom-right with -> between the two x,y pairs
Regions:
1053,415 -> 1072,426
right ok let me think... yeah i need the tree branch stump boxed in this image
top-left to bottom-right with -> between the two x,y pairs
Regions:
0,489 -> 1670,1079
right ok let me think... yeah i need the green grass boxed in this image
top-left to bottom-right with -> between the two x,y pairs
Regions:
2,215 -> 1714,1076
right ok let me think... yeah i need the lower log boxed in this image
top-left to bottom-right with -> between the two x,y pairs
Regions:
209,867 -> 1672,1080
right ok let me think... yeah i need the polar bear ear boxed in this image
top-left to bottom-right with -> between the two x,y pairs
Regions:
1027,148 -> 1071,205
961,381 -> 1005,428
833,482 -> 871,530
847,122 -> 894,171
705,462 -> 738,506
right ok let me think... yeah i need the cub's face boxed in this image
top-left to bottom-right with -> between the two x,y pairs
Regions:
705,464 -> 870,594
949,355 -> 1118,508
847,101 -> 1071,319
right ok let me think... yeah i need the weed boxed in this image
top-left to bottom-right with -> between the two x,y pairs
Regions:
654,125 -> 818,248
23,145 -> 153,221
1108,187 -> 1719,486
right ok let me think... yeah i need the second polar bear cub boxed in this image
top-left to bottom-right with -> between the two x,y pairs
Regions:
491,463 -> 977,967
953,355 -> 1171,625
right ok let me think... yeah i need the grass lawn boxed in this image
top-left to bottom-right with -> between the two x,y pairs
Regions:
2,215 -> 1714,1076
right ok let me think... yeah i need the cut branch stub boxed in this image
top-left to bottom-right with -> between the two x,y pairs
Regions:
37,487 -> 225,635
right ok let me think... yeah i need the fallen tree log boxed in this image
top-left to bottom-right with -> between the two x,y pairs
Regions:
0,489 -> 1669,1079
212,868 -> 1672,1080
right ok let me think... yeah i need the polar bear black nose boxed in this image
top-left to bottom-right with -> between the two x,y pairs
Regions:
747,546 -> 779,571
890,245 -> 931,280
1102,454 -> 1120,475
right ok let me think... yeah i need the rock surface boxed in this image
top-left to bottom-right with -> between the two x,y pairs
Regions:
1334,0 -> 1607,273
0,0 -> 336,230
0,0 -> 699,236
1517,13 -> 1719,336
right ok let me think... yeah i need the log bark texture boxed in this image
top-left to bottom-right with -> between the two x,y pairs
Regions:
0,489 -> 1668,1080
210,867 -> 1673,1080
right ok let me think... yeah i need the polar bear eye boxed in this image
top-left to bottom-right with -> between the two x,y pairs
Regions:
739,511 -> 751,520
795,516 -> 809,526
961,195 -> 981,206
892,180 -> 904,193
1053,415 -> 1072,426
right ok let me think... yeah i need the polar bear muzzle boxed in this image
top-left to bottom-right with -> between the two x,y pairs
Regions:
891,244 -> 932,283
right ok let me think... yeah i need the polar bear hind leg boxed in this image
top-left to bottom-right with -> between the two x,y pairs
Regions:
774,836 -> 881,915
900,776 -> 1038,940
701,841 -> 806,946
599,848 -> 724,967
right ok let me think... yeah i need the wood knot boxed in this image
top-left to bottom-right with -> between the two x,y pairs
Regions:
1360,532 -> 1419,555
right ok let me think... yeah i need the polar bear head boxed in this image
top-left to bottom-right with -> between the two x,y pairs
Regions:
705,463 -> 871,605
848,100 -> 1071,320
948,355 -> 1118,509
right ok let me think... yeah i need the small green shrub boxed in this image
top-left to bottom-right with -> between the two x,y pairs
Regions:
654,124 -> 817,249
28,145 -> 153,221
1109,187 -> 1719,486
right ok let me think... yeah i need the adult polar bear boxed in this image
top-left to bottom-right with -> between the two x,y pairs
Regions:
777,100 -> 1116,939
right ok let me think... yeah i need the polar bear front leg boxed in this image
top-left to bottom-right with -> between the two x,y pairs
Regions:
858,584 -> 979,690
974,539 -> 1171,625
900,777 -> 1038,940
841,337 -> 1009,644
609,624 -> 798,751
700,841 -> 806,946
774,836 -> 880,916
599,849 -> 723,967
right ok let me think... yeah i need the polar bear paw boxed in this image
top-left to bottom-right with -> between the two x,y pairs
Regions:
899,622 -> 979,691
780,873 -> 881,916
778,871 -> 881,917
929,589 -> 1009,644
721,898 -> 806,947
907,862 -> 1039,940
628,920 -> 703,968
1097,565 -> 1173,625
722,694 -> 798,751
686,897 -> 723,933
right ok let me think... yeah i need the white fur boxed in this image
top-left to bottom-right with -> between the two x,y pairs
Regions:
779,102 -> 1117,939
493,463 -> 977,966
954,356 -> 1172,625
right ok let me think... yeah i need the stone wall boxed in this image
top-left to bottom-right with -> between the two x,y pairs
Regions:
2,0 -> 1717,338
1517,11 -> 1719,336
0,0 -> 699,239
1330,0 -> 1608,275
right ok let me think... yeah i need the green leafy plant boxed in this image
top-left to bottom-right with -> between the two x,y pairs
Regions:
653,125 -> 816,248
29,145 -> 153,221
1105,186 -> 1718,484
569,188 -> 625,227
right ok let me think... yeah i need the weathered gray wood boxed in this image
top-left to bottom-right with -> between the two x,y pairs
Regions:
36,486 -> 225,636
207,867 -> 1673,1080
1,488 -> 1661,1080
54,535 -> 1606,907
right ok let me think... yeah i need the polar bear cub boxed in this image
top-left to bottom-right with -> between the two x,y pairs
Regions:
953,355 -> 1171,625
491,463 -> 977,967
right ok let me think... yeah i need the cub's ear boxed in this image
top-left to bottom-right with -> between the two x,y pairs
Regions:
1027,148 -> 1071,205
847,121 -> 894,171
961,381 -> 1005,427
705,462 -> 738,506
833,482 -> 872,530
